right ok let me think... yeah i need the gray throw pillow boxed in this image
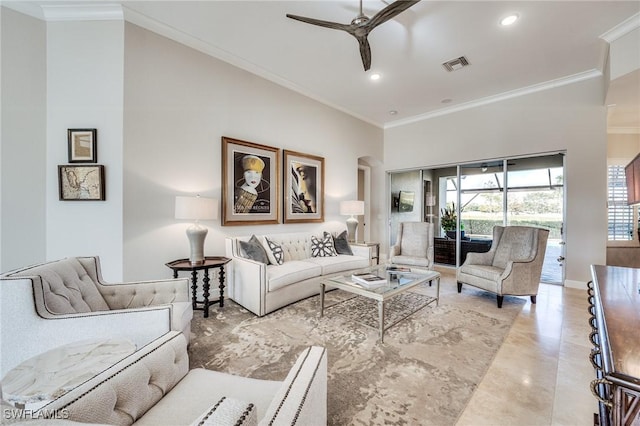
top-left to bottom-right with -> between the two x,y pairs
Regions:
239,235 -> 269,264
331,230 -> 353,255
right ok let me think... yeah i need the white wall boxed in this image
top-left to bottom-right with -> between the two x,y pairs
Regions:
123,23 -> 383,281
0,8 -> 47,273
384,77 -> 608,286
608,133 -> 640,163
46,20 -> 125,281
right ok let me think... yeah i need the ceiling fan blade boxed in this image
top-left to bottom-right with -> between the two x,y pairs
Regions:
286,1 -> 418,72
357,36 -> 372,71
286,14 -> 351,32
367,0 -> 420,30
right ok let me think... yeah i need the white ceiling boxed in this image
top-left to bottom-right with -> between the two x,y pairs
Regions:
7,1 -> 640,130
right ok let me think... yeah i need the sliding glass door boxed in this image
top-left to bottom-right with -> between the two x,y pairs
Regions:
459,161 -> 505,240
393,152 -> 566,285
505,155 -> 564,284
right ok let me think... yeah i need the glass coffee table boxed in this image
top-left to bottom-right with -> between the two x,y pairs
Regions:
320,266 -> 440,342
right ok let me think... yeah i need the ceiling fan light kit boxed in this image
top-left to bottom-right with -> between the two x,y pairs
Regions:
286,0 -> 421,71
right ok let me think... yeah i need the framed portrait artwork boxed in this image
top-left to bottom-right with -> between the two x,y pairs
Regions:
68,129 -> 97,163
221,137 -> 280,226
283,150 -> 324,223
58,165 -> 105,201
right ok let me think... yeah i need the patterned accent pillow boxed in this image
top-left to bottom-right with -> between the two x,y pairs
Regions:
263,237 -> 284,265
311,234 -> 337,257
191,396 -> 257,426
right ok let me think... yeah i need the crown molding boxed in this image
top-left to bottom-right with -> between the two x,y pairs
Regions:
1,2 -> 124,21
384,69 -> 602,129
608,126 -> 640,135
122,6 -> 381,129
3,2 -> 625,130
600,12 -> 640,42
1,1 -> 46,20
41,4 -> 123,21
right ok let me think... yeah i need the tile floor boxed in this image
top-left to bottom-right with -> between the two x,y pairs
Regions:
432,267 -> 599,426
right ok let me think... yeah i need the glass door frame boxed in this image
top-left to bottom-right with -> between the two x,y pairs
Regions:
388,151 -> 566,285
452,153 -> 565,284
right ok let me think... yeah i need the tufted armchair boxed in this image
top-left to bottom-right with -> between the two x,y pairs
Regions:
456,226 -> 549,308
389,222 -> 434,270
1,332 -> 327,426
0,256 -> 192,377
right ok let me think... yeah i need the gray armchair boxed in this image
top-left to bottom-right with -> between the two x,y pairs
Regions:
456,226 -> 549,308
389,222 -> 434,270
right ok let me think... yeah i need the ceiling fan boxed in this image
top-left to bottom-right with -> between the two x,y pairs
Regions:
286,0 -> 420,71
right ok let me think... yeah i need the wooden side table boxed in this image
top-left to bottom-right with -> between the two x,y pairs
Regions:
165,256 -> 231,318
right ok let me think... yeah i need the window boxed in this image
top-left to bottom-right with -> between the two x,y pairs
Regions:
607,165 -> 635,241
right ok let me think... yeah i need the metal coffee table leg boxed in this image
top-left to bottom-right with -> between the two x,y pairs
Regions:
378,300 -> 385,342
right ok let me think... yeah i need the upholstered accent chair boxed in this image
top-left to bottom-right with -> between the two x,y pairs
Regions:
0,256 -> 192,377
457,226 -> 549,308
389,222 -> 434,270
3,332 -> 327,426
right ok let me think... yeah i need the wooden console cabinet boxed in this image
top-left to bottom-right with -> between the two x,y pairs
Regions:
588,265 -> 640,426
433,237 -> 492,266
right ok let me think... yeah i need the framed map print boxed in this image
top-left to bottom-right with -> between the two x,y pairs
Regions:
58,165 -> 105,201
283,150 -> 324,223
221,136 -> 280,225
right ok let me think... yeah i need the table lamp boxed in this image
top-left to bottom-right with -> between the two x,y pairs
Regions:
340,200 -> 365,243
175,195 -> 218,265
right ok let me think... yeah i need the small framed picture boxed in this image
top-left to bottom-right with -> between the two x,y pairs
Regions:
58,165 -> 105,201
67,129 -> 97,163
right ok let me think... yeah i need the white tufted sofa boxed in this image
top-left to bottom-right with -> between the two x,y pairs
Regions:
0,257 -> 192,378
2,332 -> 327,426
225,232 -> 371,316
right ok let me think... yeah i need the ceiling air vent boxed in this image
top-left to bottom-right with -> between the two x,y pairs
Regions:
442,56 -> 470,72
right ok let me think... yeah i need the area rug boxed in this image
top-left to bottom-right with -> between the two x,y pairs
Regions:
189,274 -> 525,425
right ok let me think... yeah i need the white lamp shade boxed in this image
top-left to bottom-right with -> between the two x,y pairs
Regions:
175,196 -> 218,221
340,200 -> 365,216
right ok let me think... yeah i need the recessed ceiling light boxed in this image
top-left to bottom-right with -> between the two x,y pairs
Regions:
500,14 -> 519,26
370,73 -> 381,81
389,110 -> 398,115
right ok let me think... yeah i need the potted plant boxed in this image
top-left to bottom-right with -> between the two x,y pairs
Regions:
440,202 -> 465,239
